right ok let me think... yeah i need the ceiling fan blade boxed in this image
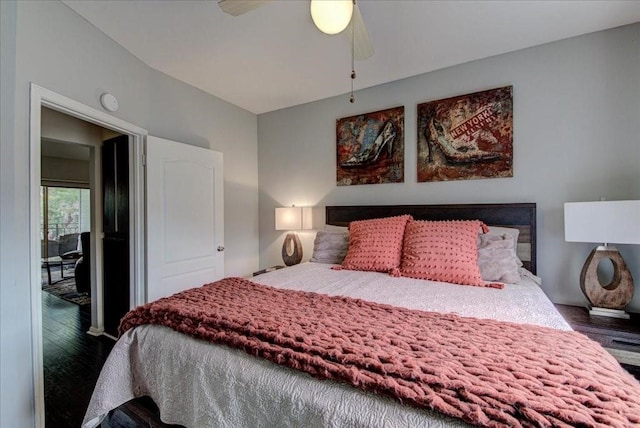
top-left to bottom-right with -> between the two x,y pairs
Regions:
351,2 -> 374,60
218,0 -> 270,16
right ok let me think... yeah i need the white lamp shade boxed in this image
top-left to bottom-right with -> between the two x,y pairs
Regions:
275,207 -> 313,231
310,0 -> 353,35
564,200 -> 640,245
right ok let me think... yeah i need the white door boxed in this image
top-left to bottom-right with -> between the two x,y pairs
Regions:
146,136 -> 224,302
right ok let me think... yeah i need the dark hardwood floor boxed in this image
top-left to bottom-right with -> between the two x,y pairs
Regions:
42,285 -> 114,427
42,267 -> 180,427
622,363 -> 640,380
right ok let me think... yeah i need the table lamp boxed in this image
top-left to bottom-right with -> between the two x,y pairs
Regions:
564,200 -> 640,318
275,206 -> 313,266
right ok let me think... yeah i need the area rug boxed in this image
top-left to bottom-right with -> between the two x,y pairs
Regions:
42,277 -> 91,306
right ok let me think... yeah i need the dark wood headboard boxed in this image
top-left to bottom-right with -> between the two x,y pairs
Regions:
326,203 -> 537,274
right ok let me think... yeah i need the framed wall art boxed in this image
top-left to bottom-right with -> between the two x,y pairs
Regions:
417,86 -> 513,182
336,106 -> 404,186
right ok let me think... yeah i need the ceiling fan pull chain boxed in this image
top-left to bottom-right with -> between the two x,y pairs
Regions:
350,4 -> 356,104
350,70 -> 355,103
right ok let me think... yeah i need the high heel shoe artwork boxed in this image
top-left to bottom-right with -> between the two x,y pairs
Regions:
425,117 -> 502,164
341,120 -> 397,168
417,86 -> 513,183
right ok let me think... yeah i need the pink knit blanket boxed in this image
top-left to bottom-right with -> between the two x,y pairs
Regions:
120,277 -> 640,427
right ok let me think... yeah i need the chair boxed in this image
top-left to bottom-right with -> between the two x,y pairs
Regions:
74,232 -> 91,295
41,239 -> 60,259
41,235 -> 80,284
58,233 -> 81,259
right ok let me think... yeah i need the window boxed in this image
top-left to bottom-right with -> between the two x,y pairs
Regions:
41,186 -> 90,258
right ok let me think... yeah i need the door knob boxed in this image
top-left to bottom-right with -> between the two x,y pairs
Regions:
217,246 -> 225,252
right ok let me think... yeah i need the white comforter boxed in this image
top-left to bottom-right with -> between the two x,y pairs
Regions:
83,263 -> 570,427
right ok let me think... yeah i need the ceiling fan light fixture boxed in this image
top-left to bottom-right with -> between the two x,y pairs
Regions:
310,0 -> 354,35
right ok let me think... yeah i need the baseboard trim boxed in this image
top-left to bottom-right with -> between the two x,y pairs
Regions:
87,326 -> 118,341
103,332 -> 118,341
87,326 -> 103,337
605,348 -> 640,366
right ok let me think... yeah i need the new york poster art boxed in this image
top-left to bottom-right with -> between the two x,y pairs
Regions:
336,106 -> 404,186
417,86 -> 513,182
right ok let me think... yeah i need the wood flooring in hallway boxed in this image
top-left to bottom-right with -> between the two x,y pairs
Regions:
42,285 -> 181,427
43,291 -> 114,427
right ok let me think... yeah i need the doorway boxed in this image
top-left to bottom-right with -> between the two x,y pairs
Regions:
30,85 -> 226,426
40,107 -> 130,427
29,84 -> 148,427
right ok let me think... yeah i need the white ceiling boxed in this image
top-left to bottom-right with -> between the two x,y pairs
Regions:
62,0 -> 640,114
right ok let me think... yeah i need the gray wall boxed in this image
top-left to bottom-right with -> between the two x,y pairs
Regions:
0,1 -> 259,425
258,24 -> 640,309
0,1 -> 21,427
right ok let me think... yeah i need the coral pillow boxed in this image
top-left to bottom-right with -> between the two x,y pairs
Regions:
339,215 -> 412,273
400,219 -> 502,289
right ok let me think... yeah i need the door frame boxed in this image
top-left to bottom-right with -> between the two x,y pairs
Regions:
29,83 -> 147,426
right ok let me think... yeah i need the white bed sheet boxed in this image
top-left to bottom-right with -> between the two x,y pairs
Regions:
83,263 -> 570,428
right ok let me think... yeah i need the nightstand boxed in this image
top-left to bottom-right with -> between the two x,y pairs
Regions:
252,265 -> 285,277
554,304 -> 640,368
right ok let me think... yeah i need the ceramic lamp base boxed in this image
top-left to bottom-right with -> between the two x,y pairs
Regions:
282,232 -> 302,266
580,245 -> 634,313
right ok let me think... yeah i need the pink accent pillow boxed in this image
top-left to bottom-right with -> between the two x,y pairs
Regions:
339,215 -> 412,273
400,219 -> 502,289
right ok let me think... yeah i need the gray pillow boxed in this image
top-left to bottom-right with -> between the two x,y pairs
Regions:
478,233 -> 521,283
480,225 -> 524,266
310,230 -> 349,264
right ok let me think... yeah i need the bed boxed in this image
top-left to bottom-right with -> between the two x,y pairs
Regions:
83,203 -> 640,427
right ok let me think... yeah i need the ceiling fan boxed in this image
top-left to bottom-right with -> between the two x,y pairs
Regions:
217,0 -> 374,61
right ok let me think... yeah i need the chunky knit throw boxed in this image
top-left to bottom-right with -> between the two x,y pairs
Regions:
120,277 -> 640,427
